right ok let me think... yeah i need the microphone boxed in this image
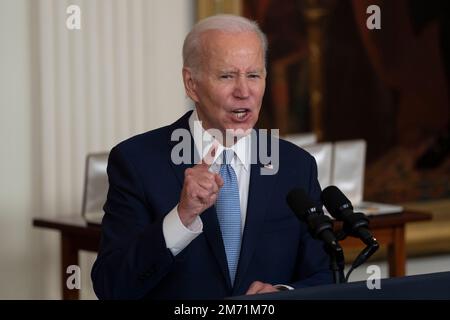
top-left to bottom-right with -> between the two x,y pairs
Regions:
321,185 -> 378,247
287,188 -> 341,252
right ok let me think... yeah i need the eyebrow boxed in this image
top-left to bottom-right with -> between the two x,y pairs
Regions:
219,69 -> 265,74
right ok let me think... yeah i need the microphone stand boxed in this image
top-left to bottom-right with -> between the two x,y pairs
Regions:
335,215 -> 380,282
345,242 -> 379,282
324,241 -> 346,284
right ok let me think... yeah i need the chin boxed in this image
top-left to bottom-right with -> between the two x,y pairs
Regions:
225,124 -> 254,137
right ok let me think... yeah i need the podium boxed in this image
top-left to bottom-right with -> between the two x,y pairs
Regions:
232,272 -> 450,300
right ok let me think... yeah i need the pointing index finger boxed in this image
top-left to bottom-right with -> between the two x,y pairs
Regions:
201,142 -> 218,167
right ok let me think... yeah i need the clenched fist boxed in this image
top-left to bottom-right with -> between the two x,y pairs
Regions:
178,145 -> 224,227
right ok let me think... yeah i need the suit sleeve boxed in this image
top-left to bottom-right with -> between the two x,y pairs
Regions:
290,155 -> 334,288
91,146 -> 175,299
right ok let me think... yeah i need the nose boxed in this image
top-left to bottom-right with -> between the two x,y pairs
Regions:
233,76 -> 250,99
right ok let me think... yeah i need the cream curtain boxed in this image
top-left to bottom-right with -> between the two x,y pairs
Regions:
34,0 -> 192,217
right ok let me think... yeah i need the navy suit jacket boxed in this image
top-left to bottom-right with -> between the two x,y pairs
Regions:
91,110 -> 333,299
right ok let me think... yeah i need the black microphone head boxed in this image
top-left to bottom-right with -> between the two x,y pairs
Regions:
321,185 -> 353,220
287,188 -> 339,249
287,188 -> 321,222
322,186 -> 376,247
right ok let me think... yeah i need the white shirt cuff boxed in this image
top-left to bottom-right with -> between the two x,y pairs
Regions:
162,204 -> 203,256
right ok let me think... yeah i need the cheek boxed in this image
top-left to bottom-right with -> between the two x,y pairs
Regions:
250,82 -> 265,98
258,82 -> 266,97
260,83 -> 266,98
210,88 -> 234,109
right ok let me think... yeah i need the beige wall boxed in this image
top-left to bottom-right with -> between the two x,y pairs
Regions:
0,0 -> 194,299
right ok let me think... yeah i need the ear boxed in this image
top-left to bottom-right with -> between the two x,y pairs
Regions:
182,67 -> 200,103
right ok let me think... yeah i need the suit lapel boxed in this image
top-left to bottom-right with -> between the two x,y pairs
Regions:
167,111 -> 232,289
233,131 -> 278,294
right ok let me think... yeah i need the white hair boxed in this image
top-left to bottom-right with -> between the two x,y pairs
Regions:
182,14 -> 268,73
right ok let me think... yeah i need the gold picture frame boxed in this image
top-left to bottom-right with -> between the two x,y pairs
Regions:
196,0 -> 241,21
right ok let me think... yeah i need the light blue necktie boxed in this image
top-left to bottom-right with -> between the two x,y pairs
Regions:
216,149 -> 242,285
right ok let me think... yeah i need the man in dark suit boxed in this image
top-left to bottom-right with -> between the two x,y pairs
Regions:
91,14 -> 332,300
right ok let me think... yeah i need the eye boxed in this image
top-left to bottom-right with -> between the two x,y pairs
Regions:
220,74 -> 233,79
248,73 -> 261,79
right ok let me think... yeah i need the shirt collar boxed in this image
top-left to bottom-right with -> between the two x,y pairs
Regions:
188,108 -> 251,171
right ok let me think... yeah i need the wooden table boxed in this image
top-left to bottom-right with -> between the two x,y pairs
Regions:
32,210 -> 431,300
335,211 -> 431,277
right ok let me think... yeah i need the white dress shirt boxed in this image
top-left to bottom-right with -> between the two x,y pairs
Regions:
162,109 -> 251,256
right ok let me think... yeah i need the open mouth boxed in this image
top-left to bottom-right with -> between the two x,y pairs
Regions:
231,108 -> 250,121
